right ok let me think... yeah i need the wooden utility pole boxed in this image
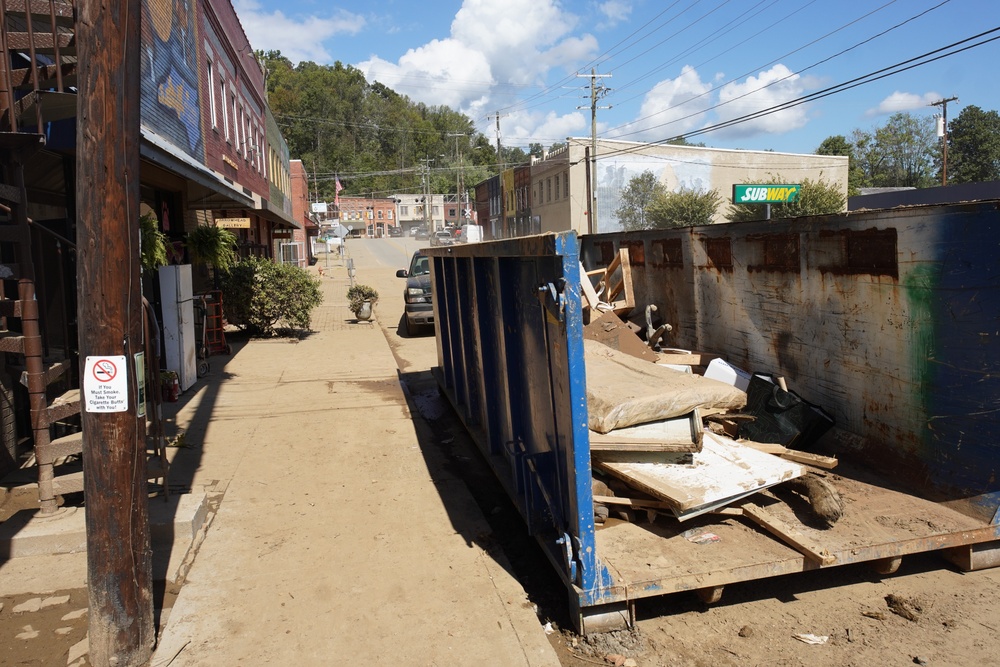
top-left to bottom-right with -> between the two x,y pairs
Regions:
930,96 -> 958,186
77,0 -> 155,662
577,69 -> 611,234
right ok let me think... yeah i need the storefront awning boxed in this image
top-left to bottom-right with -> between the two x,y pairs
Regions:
140,128 -> 254,210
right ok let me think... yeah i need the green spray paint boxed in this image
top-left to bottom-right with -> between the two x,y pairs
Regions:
902,262 -> 941,445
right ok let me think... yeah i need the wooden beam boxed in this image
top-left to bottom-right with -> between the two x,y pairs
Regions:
742,503 -> 836,565
739,440 -> 838,469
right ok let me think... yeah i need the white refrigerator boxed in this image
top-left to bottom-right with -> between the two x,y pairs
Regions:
158,264 -> 197,391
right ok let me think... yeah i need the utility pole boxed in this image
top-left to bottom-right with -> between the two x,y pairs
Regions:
77,0 -> 154,663
577,69 -> 611,234
930,96 -> 958,186
494,113 -> 502,163
447,133 -> 464,219
419,157 -> 434,232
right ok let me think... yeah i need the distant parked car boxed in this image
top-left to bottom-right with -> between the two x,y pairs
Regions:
429,230 -> 454,247
388,226 -> 403,237
396,251 -> 433,335
415,228 -> 429,240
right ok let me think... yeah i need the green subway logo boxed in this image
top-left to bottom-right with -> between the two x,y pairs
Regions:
733,184 -> 801,204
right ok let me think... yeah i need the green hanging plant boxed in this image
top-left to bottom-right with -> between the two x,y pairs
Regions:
186,224 -> 238,272
140,212 -> 168,273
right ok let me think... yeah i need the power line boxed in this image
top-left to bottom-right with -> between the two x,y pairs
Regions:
597,27 -> 1000,161
608,0 -> 920,138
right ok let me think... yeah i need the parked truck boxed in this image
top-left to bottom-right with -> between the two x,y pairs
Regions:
423,200 -> 1000,633
459,223 -> 483,243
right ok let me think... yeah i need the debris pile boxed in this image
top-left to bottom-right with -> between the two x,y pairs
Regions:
579,261 -> 842,564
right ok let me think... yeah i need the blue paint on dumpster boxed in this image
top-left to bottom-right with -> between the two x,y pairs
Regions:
424,234 -> 619,614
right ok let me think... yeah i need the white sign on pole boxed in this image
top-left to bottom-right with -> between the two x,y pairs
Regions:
83,355 -> 129,413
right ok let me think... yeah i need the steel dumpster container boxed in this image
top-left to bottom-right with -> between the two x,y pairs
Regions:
422,201 -> 1000,633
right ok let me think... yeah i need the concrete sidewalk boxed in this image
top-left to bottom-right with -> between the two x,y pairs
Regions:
151,262 -> 560,666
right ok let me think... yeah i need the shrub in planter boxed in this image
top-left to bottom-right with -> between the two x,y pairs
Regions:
347,284 -> 378,318
220,256 -> 323,336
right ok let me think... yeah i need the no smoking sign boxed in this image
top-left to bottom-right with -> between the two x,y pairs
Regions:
84,355 -> 128,413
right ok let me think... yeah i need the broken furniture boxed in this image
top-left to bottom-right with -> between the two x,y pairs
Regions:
580,247 -> 634,321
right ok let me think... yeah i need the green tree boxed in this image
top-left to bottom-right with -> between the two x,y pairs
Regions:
647,187 -> 723,228
615,171 -> 667,231
876,112 -> 937,187
849,113 -> 936,188
816,134 -> 864,196
947,105 -> 1000,183
259,51 -> 500,200
726,176 -> 845,222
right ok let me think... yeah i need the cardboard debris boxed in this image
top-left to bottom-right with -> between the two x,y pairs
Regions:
583,311 -> 659,363
585,339 -> 746,434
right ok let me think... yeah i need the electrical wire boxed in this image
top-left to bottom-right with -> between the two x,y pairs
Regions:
608,0 -> 916,137
596,27 -> 1000,160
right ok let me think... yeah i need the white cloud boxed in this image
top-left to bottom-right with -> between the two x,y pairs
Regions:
609,66 -> 713,141
233,0 -> 365,65
504,109 -> 588,146
714,64 -> 812,138
361,41 -> 495,111
355,0 -> 597,143
866,91 -> 941,116
599,0 -> 632,26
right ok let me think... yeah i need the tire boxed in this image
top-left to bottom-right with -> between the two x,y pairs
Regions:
402,315 -> 411,337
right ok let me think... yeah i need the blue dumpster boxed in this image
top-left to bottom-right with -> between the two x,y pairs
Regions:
423,202 -> 1000,633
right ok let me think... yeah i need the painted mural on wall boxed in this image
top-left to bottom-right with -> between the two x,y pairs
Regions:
597,155 -> 713,233
140,0 -> 203,160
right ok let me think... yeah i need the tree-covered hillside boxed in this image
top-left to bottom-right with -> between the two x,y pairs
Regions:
260,51 -> 528,202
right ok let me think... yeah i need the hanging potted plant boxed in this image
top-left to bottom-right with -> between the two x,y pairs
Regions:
186,224 -> 238,273
347,284 -> 378,321
140,212 -> 168,274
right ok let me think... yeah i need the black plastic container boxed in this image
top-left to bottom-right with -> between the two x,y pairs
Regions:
738,373 -> 834,450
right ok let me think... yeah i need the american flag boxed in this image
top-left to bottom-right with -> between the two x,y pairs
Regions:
334,177 -> 343,208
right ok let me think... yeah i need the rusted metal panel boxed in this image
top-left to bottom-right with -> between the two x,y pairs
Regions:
581,202 -> 1000,515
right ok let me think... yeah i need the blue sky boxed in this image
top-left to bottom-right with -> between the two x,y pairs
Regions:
234,0 -> 1000,154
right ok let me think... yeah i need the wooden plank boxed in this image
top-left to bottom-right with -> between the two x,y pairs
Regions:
656,350 -> 722,366
595,432 -> 804,515
579,261 -> 600,310
593,495 -> 674,510
739,440 -> 839,469
590,436 -> 697,453
742,502 -> 837,565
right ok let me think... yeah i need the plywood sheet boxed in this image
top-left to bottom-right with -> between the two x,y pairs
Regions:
595,432 -> 803,518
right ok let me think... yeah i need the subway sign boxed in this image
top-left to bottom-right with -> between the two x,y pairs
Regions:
733,184 -> 801,204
